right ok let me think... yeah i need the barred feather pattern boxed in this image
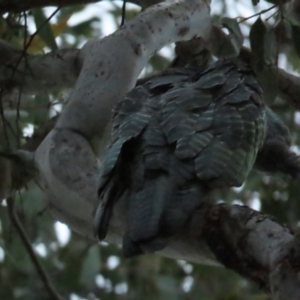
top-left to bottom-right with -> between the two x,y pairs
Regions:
96,59 -> 267,257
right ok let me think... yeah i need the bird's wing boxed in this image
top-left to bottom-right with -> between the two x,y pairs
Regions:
96,59 -> 267,257
95,70 -> 190,241
157,60 -> 266,187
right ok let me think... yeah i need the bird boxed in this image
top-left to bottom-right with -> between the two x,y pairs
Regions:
94,58 -> 299,258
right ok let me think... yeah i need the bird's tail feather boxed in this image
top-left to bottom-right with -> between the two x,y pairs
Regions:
123,173 -> 208,257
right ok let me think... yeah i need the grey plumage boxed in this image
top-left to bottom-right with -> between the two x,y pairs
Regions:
95,59 -> 298,258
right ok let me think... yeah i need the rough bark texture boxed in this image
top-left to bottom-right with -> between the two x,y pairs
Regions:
105,198 -> 300,299
201,203 -> 300,299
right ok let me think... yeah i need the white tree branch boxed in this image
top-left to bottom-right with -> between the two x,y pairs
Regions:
56,0 -> 211,137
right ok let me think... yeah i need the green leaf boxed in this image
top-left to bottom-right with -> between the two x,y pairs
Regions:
250,17 -> 267,72
32,92 -> 50,125
67,18 -> 99,37
264,29 -> 278,65
221,17 -> 244,56
291,25 -> 300,59
250,18 -> 278,103
257,66 -> 279,104
58,5 -> 86,21
155,275 -> 179,296
33,8 -> 58,51
80,245 -> 100,289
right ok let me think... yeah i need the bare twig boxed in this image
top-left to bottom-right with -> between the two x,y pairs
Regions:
0,0 -> 97,14
12,7 -> 61,81
121,0 -> 127,27
0,90 -> 10,148
238,4 -> 277,23
6,196 -> 65,300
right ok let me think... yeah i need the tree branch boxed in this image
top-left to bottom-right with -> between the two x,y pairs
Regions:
106,198 -> 300,298
277,69 -> 300,110
201,204 -> 300,299
6,196 -> 65,300
2,26 -> 300,111
1,18 -> 300,111
0,42 -> 82,94
0,0 -> 162,13
56,0 -> 212,136
0,0 -> 98,13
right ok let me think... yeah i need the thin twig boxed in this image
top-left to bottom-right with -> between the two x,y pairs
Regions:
0,89 -> 10,148
8,8 -> 61,148
15,11 -> 29,148
12,8 -> 61,80
6,196 -> 65,300
121,0 -> 127,27
238,4 -> 277,23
